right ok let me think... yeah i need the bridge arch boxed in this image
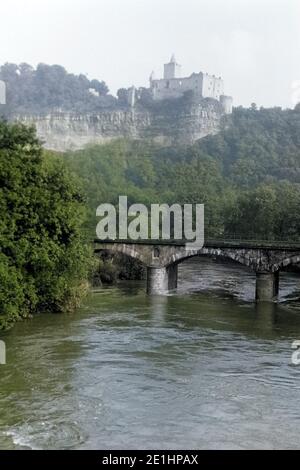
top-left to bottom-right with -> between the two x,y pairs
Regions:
275,254 -> 300,271
165,247 -> 258,272
94,244 -> 148,265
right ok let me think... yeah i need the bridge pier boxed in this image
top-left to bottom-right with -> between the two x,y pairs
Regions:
146,265 -> 178,295
255,271 -> 279,301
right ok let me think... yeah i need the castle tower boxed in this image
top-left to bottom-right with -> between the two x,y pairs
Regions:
220,95 -> 233,114
127,86 -> 136,107
164,54 -> 181,79
149,70 -> 155,86
0,80 -> 6,105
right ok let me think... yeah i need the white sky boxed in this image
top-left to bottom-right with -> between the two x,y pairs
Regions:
1,0 -> 300,108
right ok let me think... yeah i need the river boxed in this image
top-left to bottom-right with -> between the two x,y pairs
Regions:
0,258 -> 300,449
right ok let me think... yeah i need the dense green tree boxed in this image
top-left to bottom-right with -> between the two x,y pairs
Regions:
224,183 -> 300,241
0,121 -> 90,329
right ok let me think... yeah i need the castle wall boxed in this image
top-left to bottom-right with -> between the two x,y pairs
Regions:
151,72 -> 224,101
151,73 -> 203,101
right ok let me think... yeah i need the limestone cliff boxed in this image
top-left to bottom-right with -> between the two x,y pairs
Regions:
15,99 -> 224,151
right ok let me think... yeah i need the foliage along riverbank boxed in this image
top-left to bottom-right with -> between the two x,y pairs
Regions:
0,121 -> 91,330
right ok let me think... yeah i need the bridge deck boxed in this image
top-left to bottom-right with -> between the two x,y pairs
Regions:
94,239 -> 300,251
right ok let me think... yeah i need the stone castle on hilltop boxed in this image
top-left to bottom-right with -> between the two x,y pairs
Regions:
1,58 -> 233,150
127,55 -> 233,114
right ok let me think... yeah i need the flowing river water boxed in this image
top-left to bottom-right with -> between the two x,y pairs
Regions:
1,258 -> 300,450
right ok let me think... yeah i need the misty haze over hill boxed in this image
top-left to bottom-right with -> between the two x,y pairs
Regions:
0,63 -> 117,114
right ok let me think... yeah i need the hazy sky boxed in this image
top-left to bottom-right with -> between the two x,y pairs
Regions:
1,0 -> 300,108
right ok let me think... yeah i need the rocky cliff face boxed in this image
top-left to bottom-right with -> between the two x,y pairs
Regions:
15,99 -> 224,151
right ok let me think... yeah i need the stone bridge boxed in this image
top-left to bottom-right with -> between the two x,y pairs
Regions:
94,239 -> 300,301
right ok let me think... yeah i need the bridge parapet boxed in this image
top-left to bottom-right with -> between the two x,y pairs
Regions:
94,239 -> 300,271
